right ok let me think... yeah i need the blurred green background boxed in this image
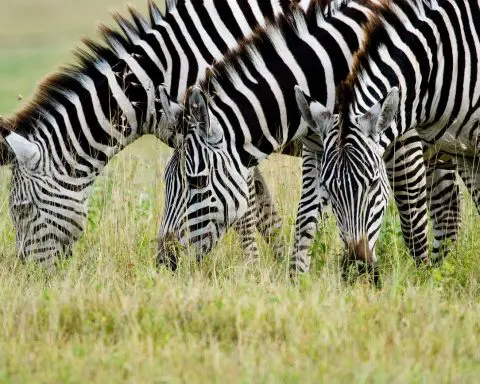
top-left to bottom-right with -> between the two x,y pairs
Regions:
0,0 -> 156,114
0,3 -> 480,382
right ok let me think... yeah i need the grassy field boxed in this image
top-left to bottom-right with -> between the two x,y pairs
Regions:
1,1 -> 480,382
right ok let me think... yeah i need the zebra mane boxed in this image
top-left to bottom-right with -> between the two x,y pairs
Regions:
198,0 -> 354,95
0,117 -> 13,164
337,0 -> 429,144
3,1 -> 171,134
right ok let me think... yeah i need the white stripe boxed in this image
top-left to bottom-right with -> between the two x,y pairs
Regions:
247,0 -> 266,26
135,36 -> 166,72
171,11 -> 209,97
464,3 -> 480,105
55,102 -> 103,170
228,1 -> 254,37
208,85 -> 267,160
271,0 -> 284,17
204,1 -> 238,50
434,7 -> 458,125
185,1 -> 223,60
323,22 -> 355,69
341,3 -> 373,36
266,25 -> 310,144
149,26 -> 174,91
63,92 -> 115,157
77,75 -> 125,142
44,111 -> 91,175
295,22 -> 335,110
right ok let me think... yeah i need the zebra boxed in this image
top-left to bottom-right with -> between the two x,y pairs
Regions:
157,0 -> 462,275
0,0 -> 310,267
293,0 -> 480,274
0,0 -> 460,271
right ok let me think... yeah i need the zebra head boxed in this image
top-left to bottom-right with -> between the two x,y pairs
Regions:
1,126 -> 87,268
158,87 -> 250,265
295,85 -> 399,272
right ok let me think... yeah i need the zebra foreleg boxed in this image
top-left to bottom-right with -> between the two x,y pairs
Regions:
426,166 -> 461,265
232,169 -> 260,263
290,146 -> 328,276
251,167 -> 284,260
457,158 -> 480,214
385,131 -> 430,265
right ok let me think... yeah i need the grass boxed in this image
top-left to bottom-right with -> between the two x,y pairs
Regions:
1,0 -> 480,382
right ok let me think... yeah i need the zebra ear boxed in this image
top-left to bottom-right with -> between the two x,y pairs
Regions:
187,87 -> 209,131
157,86 -> 184,148
358,87 -> 400,141
4,132 -> 40,168
187,87 -> 222,143
295,86 -> 335,141
158,86 -> 182,126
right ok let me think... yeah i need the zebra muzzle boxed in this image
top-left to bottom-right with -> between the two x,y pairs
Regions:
343,238 -> 374,265
341,238 -> 381,287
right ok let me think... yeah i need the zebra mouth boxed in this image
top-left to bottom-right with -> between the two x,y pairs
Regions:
192,223 -> 218,256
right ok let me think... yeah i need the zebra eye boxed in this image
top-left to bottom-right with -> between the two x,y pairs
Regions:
187,174 -> 209,189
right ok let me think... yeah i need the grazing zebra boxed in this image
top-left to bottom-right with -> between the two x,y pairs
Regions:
294,0 -> 480,273
0,0 -> 308,266
158,0 -> 462,274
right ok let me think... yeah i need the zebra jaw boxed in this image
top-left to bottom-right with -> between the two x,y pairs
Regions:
5,132 -> 40,168
357,86 -> 400,142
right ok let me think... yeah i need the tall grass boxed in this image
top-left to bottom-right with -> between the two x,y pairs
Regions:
0,1 -> 480,382
1,142 -> 480,382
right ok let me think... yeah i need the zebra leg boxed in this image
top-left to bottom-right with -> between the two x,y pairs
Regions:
426,166 -> 461,265
290,145 -> 328,276
251,167 -> 284,260
457,159 -> 480,213
385,131 -> 429,264
233,169 -> 260,262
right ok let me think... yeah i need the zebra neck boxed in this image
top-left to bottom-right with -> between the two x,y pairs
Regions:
347,0 -> 450,150
202,2 -> 376,167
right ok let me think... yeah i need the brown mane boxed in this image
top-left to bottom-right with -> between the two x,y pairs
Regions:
336,0 -> 393,144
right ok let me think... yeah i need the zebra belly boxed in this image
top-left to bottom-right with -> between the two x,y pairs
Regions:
421,121 -> 480,160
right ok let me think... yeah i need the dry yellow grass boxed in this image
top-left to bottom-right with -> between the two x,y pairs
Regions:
0,1 -> 480,382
